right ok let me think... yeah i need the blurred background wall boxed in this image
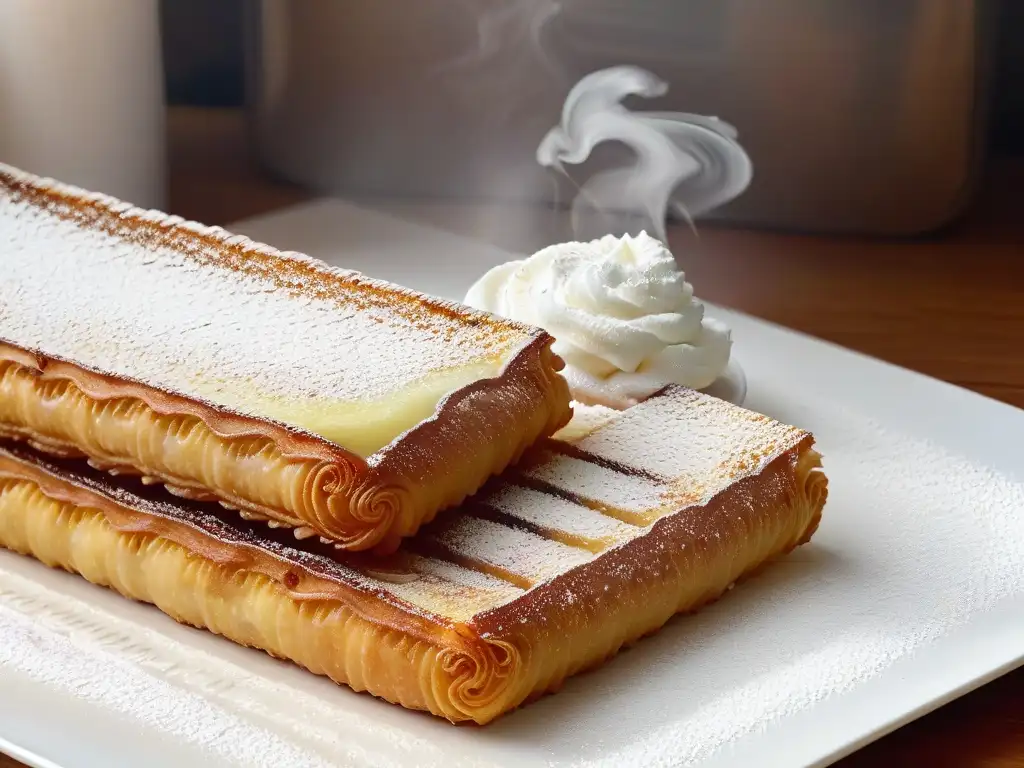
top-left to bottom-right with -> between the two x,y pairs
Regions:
161,0 -> 1023,153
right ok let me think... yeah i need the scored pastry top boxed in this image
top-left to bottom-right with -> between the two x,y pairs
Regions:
0,386 -> 820,626
0,163 -> 547,456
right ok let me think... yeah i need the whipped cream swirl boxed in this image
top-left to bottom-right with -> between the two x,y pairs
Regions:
465,232 -> 731,407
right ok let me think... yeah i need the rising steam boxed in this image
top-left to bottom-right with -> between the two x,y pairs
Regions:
435,0 -> 565,126
440,0 -> 563,77
537,66 -> 753,242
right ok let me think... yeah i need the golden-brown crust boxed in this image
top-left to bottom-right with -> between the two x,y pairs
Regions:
0,428 -> 826,724
0,336 -> 571,552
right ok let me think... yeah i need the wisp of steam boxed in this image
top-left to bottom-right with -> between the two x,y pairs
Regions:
440,0 -> 563,77
435,0 -> 565,126
537,66 -> 753,243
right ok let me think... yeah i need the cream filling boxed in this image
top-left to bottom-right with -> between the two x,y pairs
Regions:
187,358 -> 507,457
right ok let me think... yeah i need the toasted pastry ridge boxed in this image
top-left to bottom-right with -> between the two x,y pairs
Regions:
0,163 -> 572,550
0,387 -> 827,723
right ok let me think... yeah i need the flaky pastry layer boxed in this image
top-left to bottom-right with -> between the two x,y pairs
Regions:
0,162 -> 572,551
0,477 -> 473,718
0,340 -> 570,552
0,413 -> 826,724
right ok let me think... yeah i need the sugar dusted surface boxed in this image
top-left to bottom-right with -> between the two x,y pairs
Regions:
380,563 -> 520,623
400,556 -> 523,622
411,385 -> 808,595
480,484 -> 637,543
431,516 -> 594,584
522,454 -> 665,517
576,388 -> 806,497
0,169 -> 532,432
518,389 -> 807,523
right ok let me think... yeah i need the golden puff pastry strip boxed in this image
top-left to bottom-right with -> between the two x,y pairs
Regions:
0,162 -> 571,552
0,386 -> 827,724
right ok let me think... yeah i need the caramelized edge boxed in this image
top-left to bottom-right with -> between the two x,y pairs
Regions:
368,336 -> 572,551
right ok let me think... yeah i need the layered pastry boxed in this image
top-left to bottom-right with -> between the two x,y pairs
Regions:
465,230 -> 732,410
0,386 -> 827,724
0,163 -> 571,552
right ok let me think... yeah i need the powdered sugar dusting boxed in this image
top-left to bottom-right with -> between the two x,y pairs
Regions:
480,485 -> 637,543
397,556 -> 523,621
414,386 -> 805,598
519,387 -> 807,524
523,455 -> 664,517
576,388 -> 805,496
553,403 -> 622,442
0,588 -> 340,768
432,516 -> 594,583
0,167 -> 533,441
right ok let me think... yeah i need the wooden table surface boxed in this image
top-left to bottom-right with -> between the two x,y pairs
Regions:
3,108 -> 1022,767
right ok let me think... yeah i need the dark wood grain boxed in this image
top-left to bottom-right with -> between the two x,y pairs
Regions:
3,109 -> 1022,768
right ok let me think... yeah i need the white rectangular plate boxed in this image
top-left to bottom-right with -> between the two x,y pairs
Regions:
2,200 -> 1022,768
